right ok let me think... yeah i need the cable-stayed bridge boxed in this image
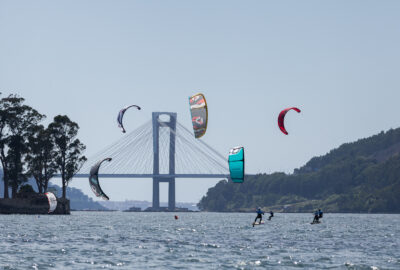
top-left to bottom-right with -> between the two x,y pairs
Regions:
74,112 -> 230,210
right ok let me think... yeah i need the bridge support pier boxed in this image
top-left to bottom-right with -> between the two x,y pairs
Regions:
152,112 -> 177,211
152,177 -> 160,210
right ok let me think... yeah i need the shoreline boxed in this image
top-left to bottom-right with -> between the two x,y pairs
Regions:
68,210 -> 400,214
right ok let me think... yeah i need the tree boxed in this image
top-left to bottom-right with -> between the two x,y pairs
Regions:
0,94 -> 44,197
0,93 -> 11,198
7,134 -> 29,197
25,125 -> 58,193
49,115 -> 86,199
16,184 -> 36,199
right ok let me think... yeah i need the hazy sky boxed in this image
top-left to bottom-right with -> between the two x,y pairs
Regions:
1,1 -> 399,202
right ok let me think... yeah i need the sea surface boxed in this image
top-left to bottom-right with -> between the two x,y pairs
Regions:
0,212 -> 399,269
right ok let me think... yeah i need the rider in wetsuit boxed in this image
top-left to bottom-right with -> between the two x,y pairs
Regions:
313,210 -> 320,223
268,211 -> 274,220
318,209 -> 323,219
254,207 -> 264,226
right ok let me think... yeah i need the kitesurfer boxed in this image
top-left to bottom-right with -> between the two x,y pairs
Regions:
268,211 -> 274,220
253,207 -> 264,226
312,210 -> 320,223
318,209 -> 323,219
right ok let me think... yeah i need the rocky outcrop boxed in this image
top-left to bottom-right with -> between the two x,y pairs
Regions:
0,196 -> 70,214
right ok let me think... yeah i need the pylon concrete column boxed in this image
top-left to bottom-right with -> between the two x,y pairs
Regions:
152,112 -> 177,211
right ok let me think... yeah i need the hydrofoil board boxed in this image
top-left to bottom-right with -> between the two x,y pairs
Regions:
252,221 -> 265,226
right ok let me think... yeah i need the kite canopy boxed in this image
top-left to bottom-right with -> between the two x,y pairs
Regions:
89,158 -> 112,200
44,192 -> 57,213
278,107 -> 301,135
228,146 -> 245,183
189,93 -> 208,138
117,105 -> 141,133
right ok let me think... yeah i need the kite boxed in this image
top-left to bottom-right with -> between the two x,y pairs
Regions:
44,192 -> 57,213
278,107 -> 301,135
189,93 -> 208,138
117,105 -> 141,133
228,146 -> 245,183
89,158 -> 112,200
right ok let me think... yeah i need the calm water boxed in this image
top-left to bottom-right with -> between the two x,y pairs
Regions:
0,212 -> 399,269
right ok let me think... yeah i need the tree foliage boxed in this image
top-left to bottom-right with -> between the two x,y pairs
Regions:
0,94 -> 86,200
48,115 -> 87,199
0,94 -> 45,197
25,125 -> 58,193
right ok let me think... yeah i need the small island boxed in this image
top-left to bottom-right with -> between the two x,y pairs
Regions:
0,93 -> 86,214
0,184 -> 70,214
123,206 -> 141,212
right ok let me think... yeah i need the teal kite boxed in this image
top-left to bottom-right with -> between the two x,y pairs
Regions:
228,146 -> 245,183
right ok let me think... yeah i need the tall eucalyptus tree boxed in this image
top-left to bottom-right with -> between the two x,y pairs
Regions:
26,125 -> 58,193
49,115 -> 86,199
0,94 -> 44,197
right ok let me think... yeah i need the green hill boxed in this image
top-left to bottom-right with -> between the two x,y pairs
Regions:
198,128 -> 400,213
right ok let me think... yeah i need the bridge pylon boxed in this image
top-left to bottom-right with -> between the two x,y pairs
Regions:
152,112 -> 177,211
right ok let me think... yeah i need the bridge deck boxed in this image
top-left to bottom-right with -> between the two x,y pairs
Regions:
54,174 -> 257,179
69,174 -> 230,178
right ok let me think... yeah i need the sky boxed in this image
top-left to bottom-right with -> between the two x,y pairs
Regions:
0,1 -> 399,202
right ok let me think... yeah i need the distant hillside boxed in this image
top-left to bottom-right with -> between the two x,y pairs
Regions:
0,175 -> 107,211
295,129 -> 400,174
198,128 -> 400,213
48,183 -> 108,211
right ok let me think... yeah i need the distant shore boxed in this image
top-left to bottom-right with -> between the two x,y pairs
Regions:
68,210 -> 400,214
